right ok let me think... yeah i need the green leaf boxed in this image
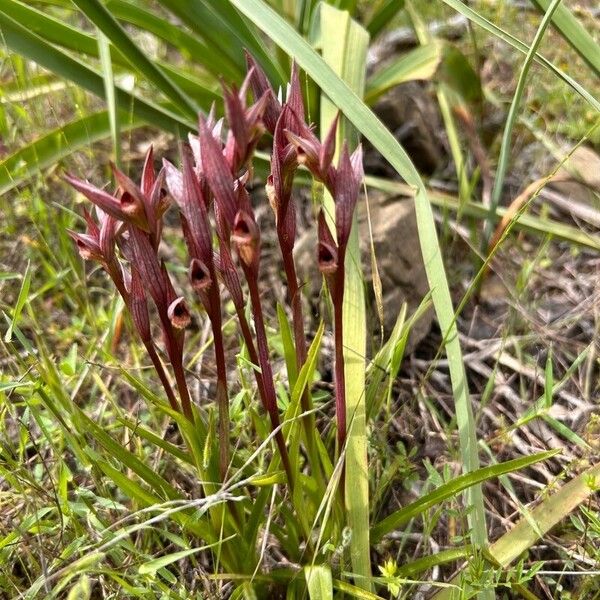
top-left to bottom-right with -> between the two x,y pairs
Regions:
437,45 -> 483,104
138,543 -> 228,575
97,29 -> 121,167
157,0 -> 285,87
104,0 -> 240,81
0,11 -> 195,134
529,0 -> 600,77
70,0 -> 197,117
66,575 -> 92,600
364,175 -> 600,251
484,0 -> 564,250
396,546 -> 472,577
366,0 -> 405,39
332,579 -> 385,599
1,0 -> 98,55
74,408 -> 182,501
365,42 -> 443,104
0,0 -> 221,109
0,381 -> 34,392
117,417 -> 194,465
371,450 -> 559,542
305,565 -> 333,600
4,260 -> 31,342
0,111 -> 137,195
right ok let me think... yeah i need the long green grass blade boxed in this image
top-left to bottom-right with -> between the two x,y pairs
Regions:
305,565 -> 333,600
0,0 -> 221,108
4,261 -> 31,343
1,0 -> 97,54
364,175 -> 600,251
371,450 -> 559,542
366,0 -> 406,39
0,12 -> 194,133
439,0 -> 600,114
70,0 -> 197,117
318,4 -> 371,589
104,0 -> 240,81
157,0 -> 285,87
97,29 -> 121,167
484,0 -> 563,249
231,0 -> 488,555
529,0 -> 600,77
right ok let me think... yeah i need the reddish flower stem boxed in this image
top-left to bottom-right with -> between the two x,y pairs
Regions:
145,342 -> 180,414
210,309 -> 230,480
279,239 -> 321,481
246,274 -> 294,490
332,267 -> 347,460
171,357 -> 193,422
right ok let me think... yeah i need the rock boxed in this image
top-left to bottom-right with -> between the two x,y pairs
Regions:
294,191 -> 433,353
364,82 -> 445,177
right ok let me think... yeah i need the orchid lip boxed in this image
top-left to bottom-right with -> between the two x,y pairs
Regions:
189,258 -> 212,291
231,211 -> 258,246
317,242 -> 338,274
168,297 -> 191,329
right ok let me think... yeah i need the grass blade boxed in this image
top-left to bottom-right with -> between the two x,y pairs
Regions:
431,461 -> 600,599
0,0 -> 221,109
371,450 -> 559,542
529,0 -> 600,77
97,29 -> 121,167
104,0 -> 240,81
364,42 -> 442,104
484,0 -> 564,250
0,111 -> 139,195
157,0 -> 285,87
439,0 -> 600,114
4,261 -> 31,343
364,175 -> 600,251
305,565 -> 333,600
0,11 -> 194,133
366,0 -> 406,39
70,0 -> 197,118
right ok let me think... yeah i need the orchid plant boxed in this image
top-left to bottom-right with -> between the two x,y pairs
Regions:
66,56 -> 362,555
